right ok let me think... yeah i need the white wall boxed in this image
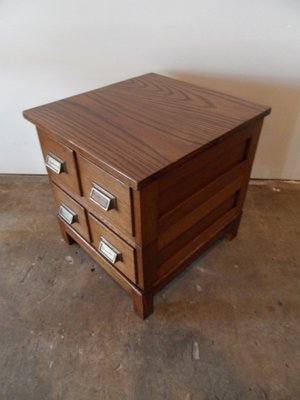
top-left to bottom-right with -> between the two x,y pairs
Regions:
1,0 -> 300,179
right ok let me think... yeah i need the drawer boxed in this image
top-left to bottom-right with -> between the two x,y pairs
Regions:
77,155 -> 133,236
88,213 -> 136,283
38,128 -> 81,195
52,183 -> 90,241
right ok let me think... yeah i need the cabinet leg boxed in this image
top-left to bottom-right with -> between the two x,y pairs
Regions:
225,212 -> 242,241
132,290 -> 154,319
58,220 -> 75,245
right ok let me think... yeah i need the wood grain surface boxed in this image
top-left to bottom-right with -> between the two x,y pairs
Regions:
23,73 -> 271,318
88,213 -> 136,283
77,154 -> 133,236
52,183 -> 90,242
23,73 -> 271,188
38,128 -> 82,195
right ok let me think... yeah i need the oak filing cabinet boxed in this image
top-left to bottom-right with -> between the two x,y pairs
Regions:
23,73 -> 271,318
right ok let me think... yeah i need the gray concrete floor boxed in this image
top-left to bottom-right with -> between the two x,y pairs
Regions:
0,176 -> 299,400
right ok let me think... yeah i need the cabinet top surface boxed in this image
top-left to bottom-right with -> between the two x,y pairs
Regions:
23,73 -> 271,188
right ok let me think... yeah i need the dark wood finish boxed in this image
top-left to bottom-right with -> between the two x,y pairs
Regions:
38,127 -> 82,195
225,212 -> 243,241
58,219 -> 75,245
77,154 -> 133,235
23,73 -> 271,318
132,290 -> 154,320
158,207 -> 238,281
158,162 -> 246,235
158,178 -> 242,250
158,128 -> 250,215
132,181 -> 159,291
88,213 -> 136,283
50,175 -> 136,247
58,218 -> 151,319
58,218 -> 138,291
52,183 -> 90,241
154,216 -> 235,294
24,73 -> 270,189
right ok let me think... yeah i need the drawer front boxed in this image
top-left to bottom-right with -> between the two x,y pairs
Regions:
88,213 -> 136,283
52,183 -> 90,241
38,128 -> 81,195
77,155 -> 133,236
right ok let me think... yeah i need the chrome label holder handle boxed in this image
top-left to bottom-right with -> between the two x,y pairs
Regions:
90,183 -> 116,211
45,153 -> 65,174
59,203 -> 77,225
98,237 -> 121,264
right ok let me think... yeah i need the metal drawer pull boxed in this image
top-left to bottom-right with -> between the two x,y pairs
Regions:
98,237 -> 121,264
59,203 -> 77,225
90,183 -> 116,211
45,153 -> 65,174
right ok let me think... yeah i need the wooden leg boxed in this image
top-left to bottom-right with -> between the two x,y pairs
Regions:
132,290 -> 154,319
225,212 -> 242,241
58,220 -> 75,245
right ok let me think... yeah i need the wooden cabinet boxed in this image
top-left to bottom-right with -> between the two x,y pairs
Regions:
23,73 -> 271,318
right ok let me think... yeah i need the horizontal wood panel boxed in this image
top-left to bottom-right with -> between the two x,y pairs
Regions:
154,218 -> 232,294
88,213 -> 136,283
52,183 -> 90,241
159,194 -> 237,269
158,206 -> 238,280
159,160 -> 247,233
158,136 -> 248,215
38,128 -> 81,195
159,127 -> 251,192
158,178 -> 242,250
77,155 -> 133,236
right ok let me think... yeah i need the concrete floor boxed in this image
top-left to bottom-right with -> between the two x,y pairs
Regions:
0,176 -> 299,400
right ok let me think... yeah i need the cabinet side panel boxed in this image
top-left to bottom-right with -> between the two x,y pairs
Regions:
158,127 -> 253,216
156,119 -> 264,287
